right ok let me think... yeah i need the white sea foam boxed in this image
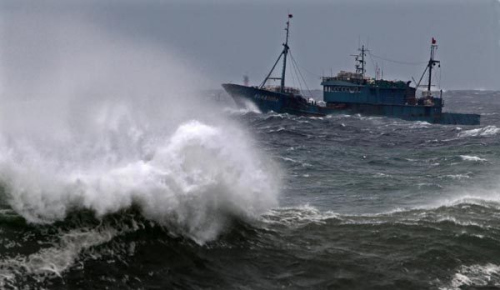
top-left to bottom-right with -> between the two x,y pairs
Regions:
0,226 -> 119,288
261,205 -> 339,227
269,127 -> 286,133
238,99 -> 262,114
458,125 -> 500,138
374,172 -> 392,178
409,121 -> 431,128
418,193 -> 500,215
277,156 -> 312,167
223,107 -> 261,115
441,263 -> 500,290
460,155 -> 487,162
0,217 -> 155,288
434,216 -> 490,229
439,174 -> 471,180
0,119 -> 280,244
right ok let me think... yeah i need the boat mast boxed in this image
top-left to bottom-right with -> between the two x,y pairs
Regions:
359,45 -> 366,78
280,14 -> 292,93
353,45 -> 367,78
259,14 -> 293,91
427,38 -> 440,93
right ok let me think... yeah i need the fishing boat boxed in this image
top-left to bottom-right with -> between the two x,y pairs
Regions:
222,14 -> 324,116
222,15 -> 480,125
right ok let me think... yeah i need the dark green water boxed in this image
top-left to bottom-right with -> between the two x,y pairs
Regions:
0,90 -> 499,290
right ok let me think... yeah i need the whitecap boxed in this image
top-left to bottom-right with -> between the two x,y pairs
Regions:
409,121 -> 431,128
0,227 -> 118,287
261,205 -> 339,227
441,263 -> 500,290
458,125 -> 500,138
439,174 -> 471,180
460,155 -> 487,162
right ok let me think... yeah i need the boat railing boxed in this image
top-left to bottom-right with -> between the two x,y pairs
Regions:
263,85 -> 301,95
322,77 -> 369,84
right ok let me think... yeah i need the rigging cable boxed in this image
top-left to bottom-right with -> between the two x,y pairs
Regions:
290,55 -> 305,94
290,52 -> 314,99
288,51 -> 302,90
289,54 -> 301,92
367,53 -> 379,78
289,53 -> 322,78
368,51 -> 427,66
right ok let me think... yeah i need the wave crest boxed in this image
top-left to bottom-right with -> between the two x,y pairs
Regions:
0,120 -> 281,244
458,125 -> 500,138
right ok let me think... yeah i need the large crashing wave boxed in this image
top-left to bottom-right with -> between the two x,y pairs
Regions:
0,12 -> 281,244
0,118 -> 280,244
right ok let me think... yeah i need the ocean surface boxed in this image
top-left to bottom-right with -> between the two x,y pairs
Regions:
0,90 -> 499,289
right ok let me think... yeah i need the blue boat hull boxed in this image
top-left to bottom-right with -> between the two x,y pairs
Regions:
222,84 -> 325,116
222,84 -> 480,125
330,102 -> 480,125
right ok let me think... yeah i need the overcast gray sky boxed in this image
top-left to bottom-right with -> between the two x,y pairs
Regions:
2,0 -> 499,91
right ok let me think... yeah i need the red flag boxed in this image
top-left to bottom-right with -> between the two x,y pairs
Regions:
432,37 -> 437,44
288,14 -> 293,18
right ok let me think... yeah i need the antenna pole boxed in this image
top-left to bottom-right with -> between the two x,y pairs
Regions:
353,45 -> 367,77
280,14 -> 292,93
361,45 -> 366,78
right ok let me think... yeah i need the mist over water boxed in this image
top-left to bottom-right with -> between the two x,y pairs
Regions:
0,9 -> 280,247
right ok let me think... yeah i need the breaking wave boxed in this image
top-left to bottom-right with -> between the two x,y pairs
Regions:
0,119 -> 280,244
0,15 -> 281,246
443,264 -> 500,290
460,155 -> 487,162
458,125 -> 500,138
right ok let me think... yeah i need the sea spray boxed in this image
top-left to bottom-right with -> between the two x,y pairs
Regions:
0,10 -> 281,244
0,119 -> 280,243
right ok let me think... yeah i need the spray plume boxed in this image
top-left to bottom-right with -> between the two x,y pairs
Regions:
0,8 -> 281,244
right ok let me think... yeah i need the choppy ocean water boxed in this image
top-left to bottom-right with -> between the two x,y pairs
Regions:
0,90 -> 499,289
